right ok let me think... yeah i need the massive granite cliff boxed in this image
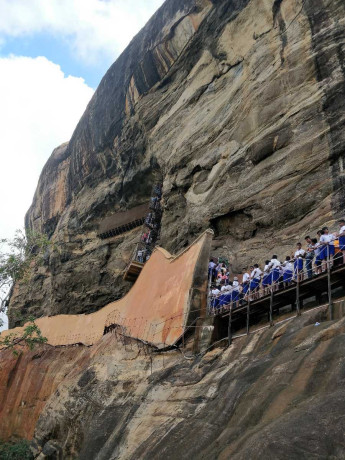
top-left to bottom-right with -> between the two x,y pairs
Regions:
2,306 -> 345,458
8,0 -> 345,324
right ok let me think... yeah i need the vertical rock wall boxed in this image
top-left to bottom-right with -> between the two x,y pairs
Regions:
8,0 -> 345,324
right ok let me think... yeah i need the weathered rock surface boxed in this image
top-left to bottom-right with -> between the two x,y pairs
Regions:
2,307 -> 345,458
9,0 -> 345,324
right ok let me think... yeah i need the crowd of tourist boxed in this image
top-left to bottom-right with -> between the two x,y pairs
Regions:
208,220 -> 345,312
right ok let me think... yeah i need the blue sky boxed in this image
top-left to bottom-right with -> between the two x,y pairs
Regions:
0,0 -> 165,89
0,0 -> 164,330
0,0 -> 165,238
1,32 -> 105,88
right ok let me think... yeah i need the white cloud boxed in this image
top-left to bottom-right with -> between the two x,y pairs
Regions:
0,55 -> 94,240
0,1 -> 165,332
0,0 -> 165,63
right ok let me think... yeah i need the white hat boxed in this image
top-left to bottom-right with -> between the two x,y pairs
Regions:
234,277 -> 238,280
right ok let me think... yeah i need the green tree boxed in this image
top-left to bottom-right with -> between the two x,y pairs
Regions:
0,229 -> 51,353
0,439 -> 33,459
0,316 -> 48,356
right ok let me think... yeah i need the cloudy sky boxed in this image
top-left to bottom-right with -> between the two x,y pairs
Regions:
0,0 -> 164,241
0,0 -> 164,330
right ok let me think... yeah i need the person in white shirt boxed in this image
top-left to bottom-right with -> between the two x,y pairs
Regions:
337,219 -> 345,264
220,282 -> 232,310
231,277 -> 240,307
304,235 -> 315,279
262,260 -> 271,295
294,243 -> 305,281
269,255 -> 281,291
250,264 -> 262,299
314,231 -> 322,274
282,256 -> 293,287
208,259 -> 216,281
210,287 -> 220,312
279,265 -> 284,279
218,282 -> 232,310
241,267 -> 250,299
319,227 -> 335,270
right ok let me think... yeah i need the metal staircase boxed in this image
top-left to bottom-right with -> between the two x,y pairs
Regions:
123,184 -> 163,282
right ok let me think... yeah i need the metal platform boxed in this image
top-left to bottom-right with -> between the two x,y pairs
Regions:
213,264 -> 345,345
123,260 -> 144,282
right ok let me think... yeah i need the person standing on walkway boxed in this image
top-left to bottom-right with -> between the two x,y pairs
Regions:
314,231 -> 322,274
211,286 -> 221,313
208,259 -> 216,281
137,249 -> 144,263
250,264 -> 262,300
304,236 -> 315,279
269,255 -> 281,292
320,227 -> 335,271
262,260 -> 271,295
232,277 -> 240,308
337,219 -> 345,265
294,243 -> 305,281
241,267 -> 250,300
282,256 -> 294,287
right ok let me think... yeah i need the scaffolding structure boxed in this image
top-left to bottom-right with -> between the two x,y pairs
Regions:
123,184 -> 163,282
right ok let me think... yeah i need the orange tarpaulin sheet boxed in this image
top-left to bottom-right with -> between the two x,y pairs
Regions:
1,230 -> 212,349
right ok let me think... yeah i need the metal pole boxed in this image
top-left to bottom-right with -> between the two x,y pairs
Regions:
327,244 -> 333,320
207,274 -> 212,316
228,303 -> 233,346
182,324 -> 185,350
246,297 -> 251,335
269,288 -> 274,326
296,263 -> 301,316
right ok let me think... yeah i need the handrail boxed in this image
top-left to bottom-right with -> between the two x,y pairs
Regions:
207,244 -> 340,317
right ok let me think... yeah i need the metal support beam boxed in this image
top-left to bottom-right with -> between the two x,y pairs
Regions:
246,298 -> 251,335
228,304 -> 233,346
296,272 -> 301,316
269,289 -> 274,326
327,247 -> 333,320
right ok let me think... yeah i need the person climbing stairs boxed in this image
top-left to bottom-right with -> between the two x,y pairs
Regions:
123,184 -> 163,282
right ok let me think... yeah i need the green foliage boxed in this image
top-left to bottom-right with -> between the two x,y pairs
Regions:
0,230 -> 50,352
0,228 -> 52,286
0,229 -> 53,329
0,439 -> 33,460
0,317 -> 48,356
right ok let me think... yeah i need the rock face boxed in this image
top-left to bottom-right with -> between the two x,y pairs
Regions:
2,306 -> 345,458
8,0 -> 345,324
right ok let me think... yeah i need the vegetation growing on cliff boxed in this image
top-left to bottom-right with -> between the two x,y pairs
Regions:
0,440 -> 33,460
0,230 -> 50,353
0,229 -> 52,324
0,229 -> 51,285
0,317 -> 47,356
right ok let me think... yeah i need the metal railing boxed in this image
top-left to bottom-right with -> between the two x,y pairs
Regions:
207,244 -> 343,344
